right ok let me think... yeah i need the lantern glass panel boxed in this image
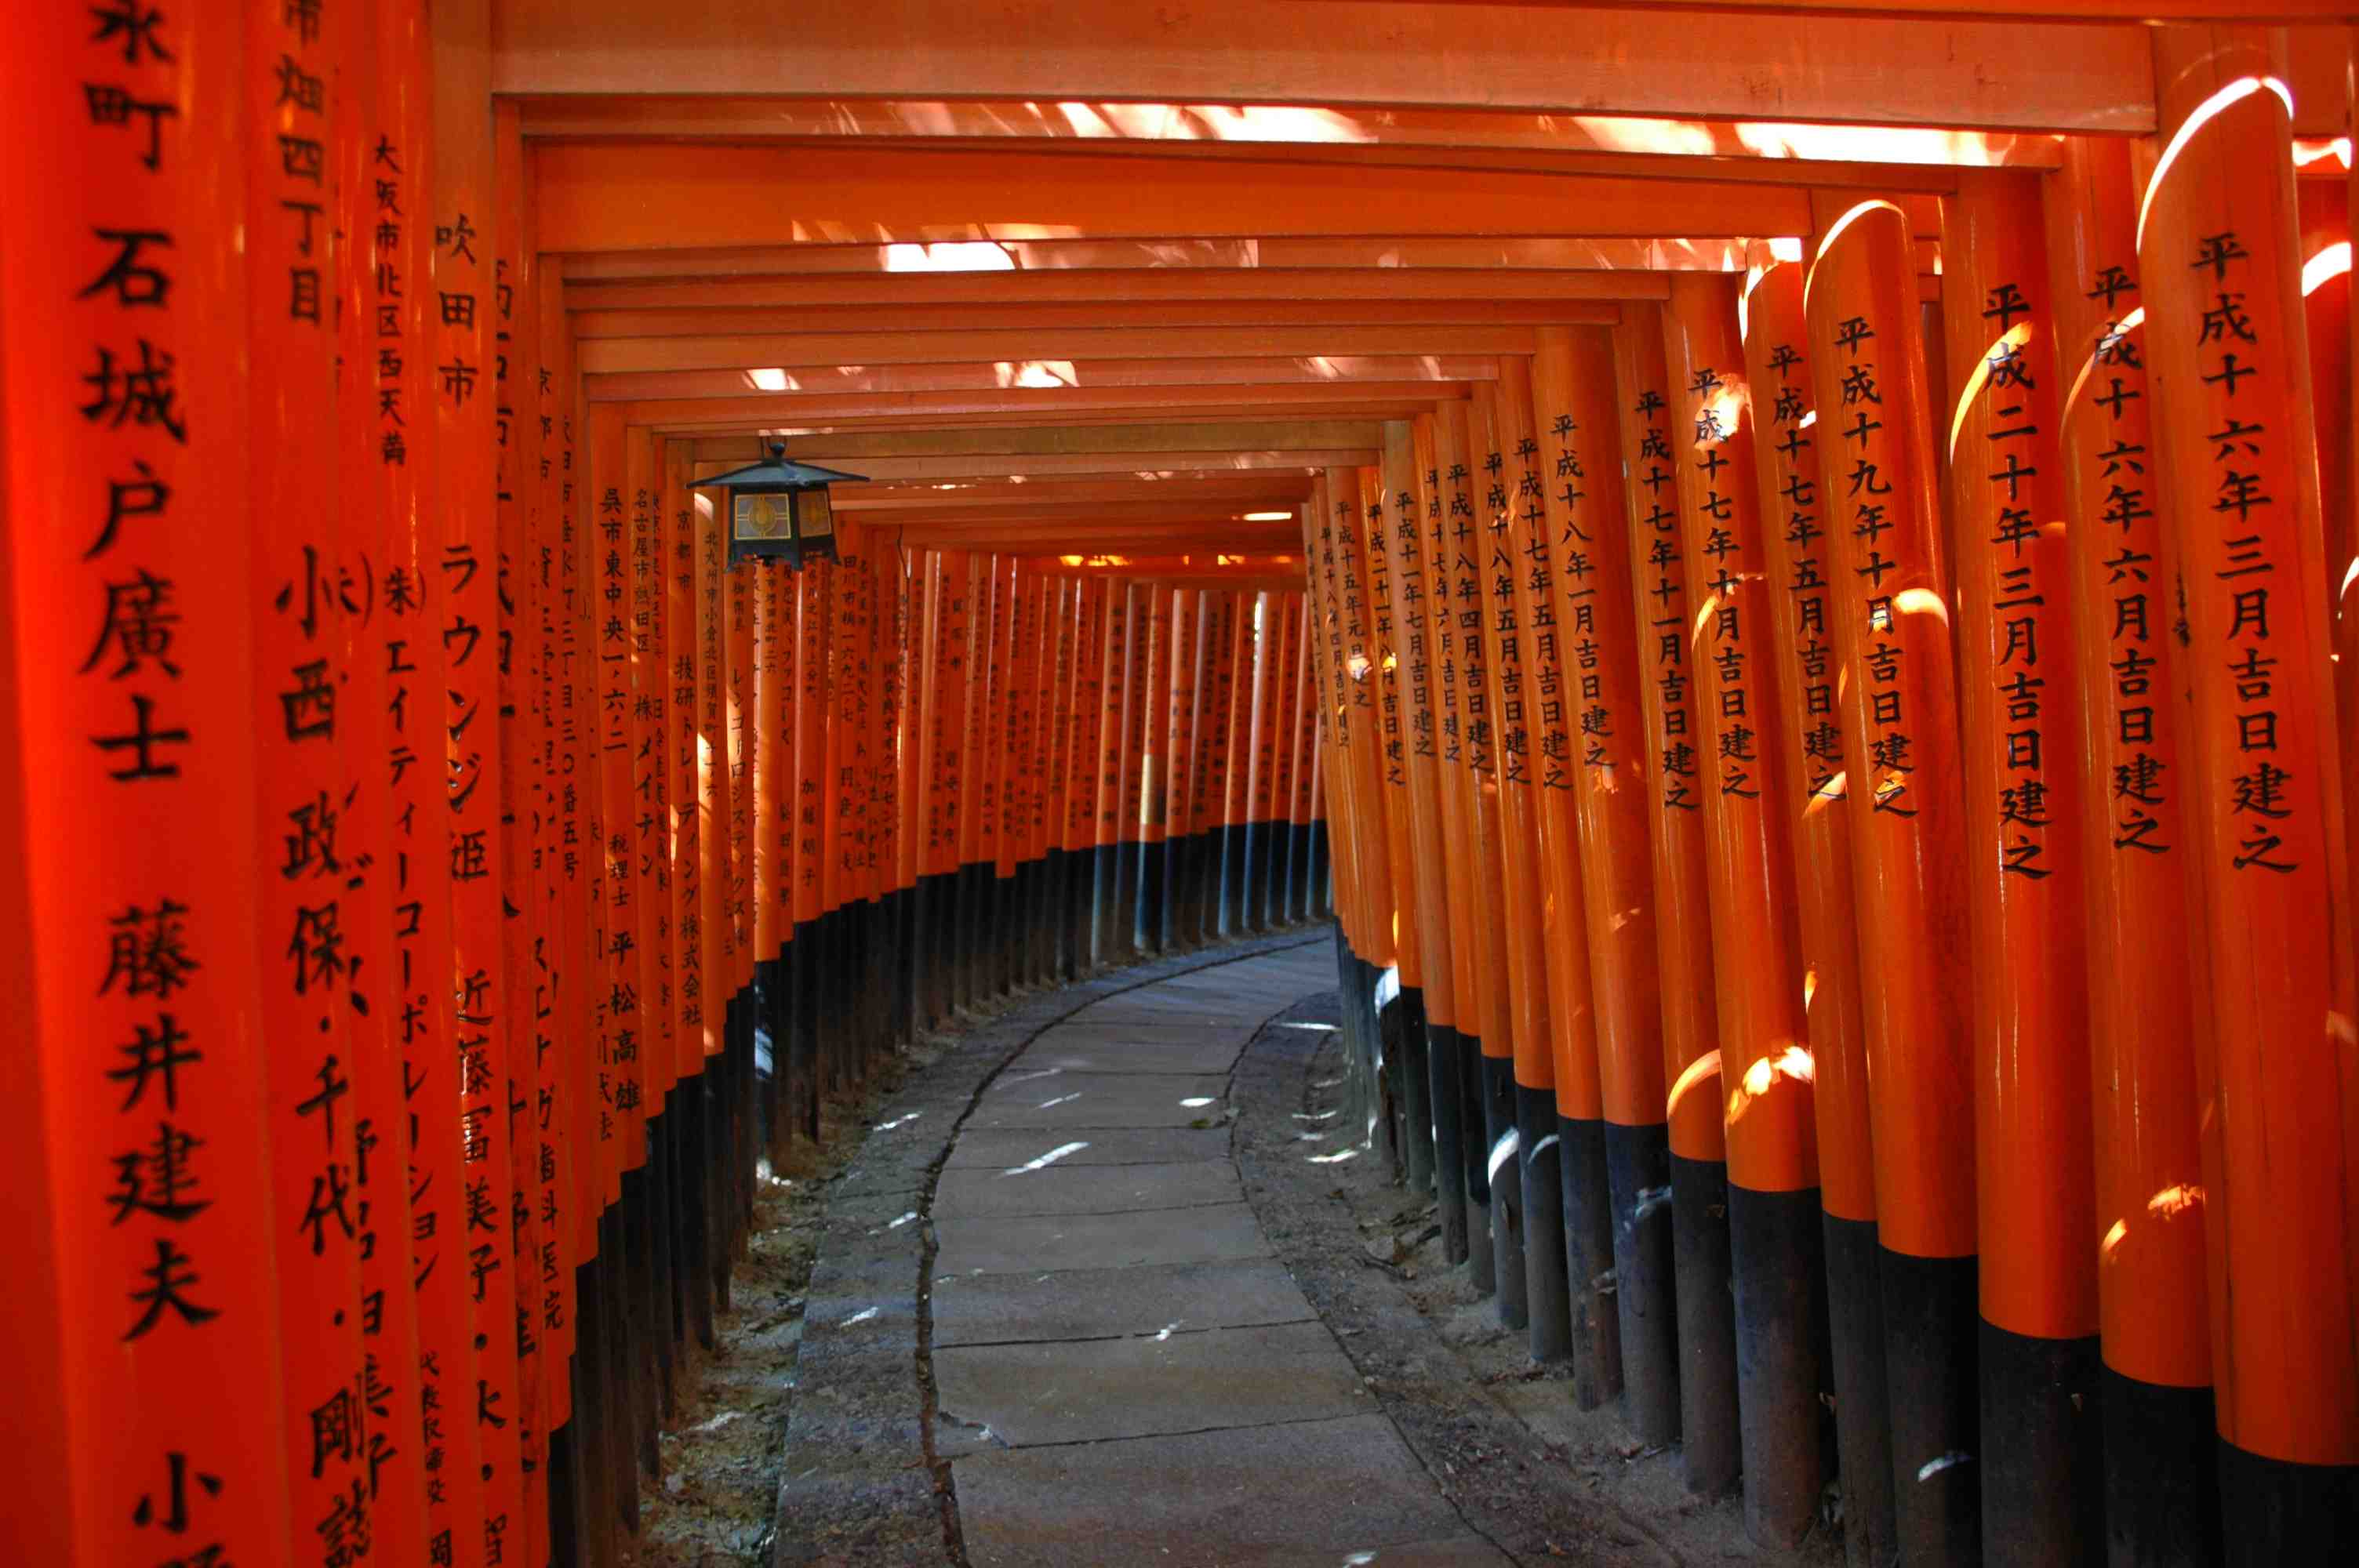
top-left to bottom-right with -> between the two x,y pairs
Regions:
734,491 -> 794,543
794,486 -> 834,537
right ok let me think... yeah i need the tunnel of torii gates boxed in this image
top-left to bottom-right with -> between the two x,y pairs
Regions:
18,2 -> 2359,1566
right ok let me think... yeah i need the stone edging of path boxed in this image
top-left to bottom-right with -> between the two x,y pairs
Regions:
772,930 -> 1330,1568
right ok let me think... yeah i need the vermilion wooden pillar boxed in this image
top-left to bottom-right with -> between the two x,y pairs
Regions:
2141,26 -> 2359,1552
2,2 -> 296,1562
1490,368 -> 1583,1365
1661,272 -> 1830,1540
1064,577 -> 1107,975
1360,460 -> 1441,1200
1415,403 -> 1510,1292
1605,307 -> 1694,1450
2042,132 -> 2220,1566
1805,190 -> 1979,1568
1741,254 -> 1895,1568
1529,331 -> 1648,1413
1940,170 -> 2104,1563
1380,423 -> 1472,1274
433,3 -> 529,1543
1452,401 -> 1541,1328
1095,579 -> 1133,964
1623,299 -> 1740,1499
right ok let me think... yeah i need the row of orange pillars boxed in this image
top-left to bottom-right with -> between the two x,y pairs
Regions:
0,4 -> 1329,1566
1312,48 -> 2359,1568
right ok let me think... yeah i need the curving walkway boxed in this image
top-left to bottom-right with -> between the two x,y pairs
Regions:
773,935 -> 1508,1567
926,946 -> 1507,1568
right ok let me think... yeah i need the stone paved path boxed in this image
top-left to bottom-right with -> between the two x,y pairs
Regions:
928,946 -> 1510,1568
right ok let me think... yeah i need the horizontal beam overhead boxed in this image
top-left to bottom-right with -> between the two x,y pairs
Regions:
687,419 -> 1387,460
576,325 -> 1542,375
561,266 -> 1677,308
531,143 -> 1821,252
491,0 -> 2166,133
555,232 -> 1946,283
587,355 -> 1497,401
510,94 -> 2063,174
687,448 -> 1377,480
567,297 -> 1626,338
625,384 -> 1466,431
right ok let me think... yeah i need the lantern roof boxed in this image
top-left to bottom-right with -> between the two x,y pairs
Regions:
692,441 -> 868,491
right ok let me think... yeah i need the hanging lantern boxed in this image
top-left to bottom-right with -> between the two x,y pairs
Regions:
692,441 -> 867,569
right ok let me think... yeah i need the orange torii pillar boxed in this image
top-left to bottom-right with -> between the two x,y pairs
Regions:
1381,423 -> 1473,1273
1594,310 -> 1688,1452
1662,274 -> 1830,1541
659,443 -> 719,1366
1490,368 -> 1587,1363
1307,481 -> 1396,1160
1095,579 -> 1136,964
1062,577 -> 1108,976
1,4 -> 301,1563
1219,581 -> 1258,938
1328,474 -> 1416,1174
954,552 -> 994,1002
1186,589 -> 1239,946
1530,330 -> 1647,1410
1289,598 -> 1325,924
1243,579 -> 1288,938
1806,191 -> 1980,1567
1129,578 -> 1169,953
1360,463 -> 1442,1200
1619,303 -> 1740,1494
914,549 -> 957,1025
1742,253 -> 1896,1568
892,556 -> 925,1028
2044,134 -> 2221,1564
1276,590 -> 1312,924
1943,170 -> 2104,1561
2141,26 -> 2359,1551
1151,583 -> 1198,951
1396,415 -> 1491,1292
250,0 -> 382,1555
627,428 -> 678,1457
1414,413 -> 1503,1286
1448,407 -> 1545,1327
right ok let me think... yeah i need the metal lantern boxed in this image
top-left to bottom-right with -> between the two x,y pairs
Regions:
690,441 -> 867,569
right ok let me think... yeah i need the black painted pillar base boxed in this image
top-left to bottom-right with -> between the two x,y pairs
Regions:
1425,1023 -> 1470,1266
2098,1367 -> 2219,1566
1606,1120 -> 1681,1446
1462,1035 -> 1494,1297
1238,821 -> 1266,935
1880,1247 -> 1981,1567
757,956 -> 787,1170
1671,1152 -> 1739,1497
1979,1319 -> 2103,1566
1728,1182 -> 1831,1548
1391,986 -> 1434,1198
1220,823 -> 1248,936
1518,1083 -> 1572,1365
1558,1115 -> 1621,1410
1112,838 -> 1141,959
1139,836 -> 1169,954
1304,819 -> 1329,917
1482,1054 -> 1526,1331
1823,1214 -> 1894,1568
2218,1440 -> 2359,1566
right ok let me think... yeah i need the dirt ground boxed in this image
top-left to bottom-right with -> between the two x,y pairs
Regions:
614,1000 -> 1020,1568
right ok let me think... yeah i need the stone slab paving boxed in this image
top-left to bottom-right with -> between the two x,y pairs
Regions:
934,1159 -> 1242,1219
774,933 -> 1506,1566
955,1416 -> 1488,1568
931,949 -> 1510,1568
930,1258 -> 1314,1348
